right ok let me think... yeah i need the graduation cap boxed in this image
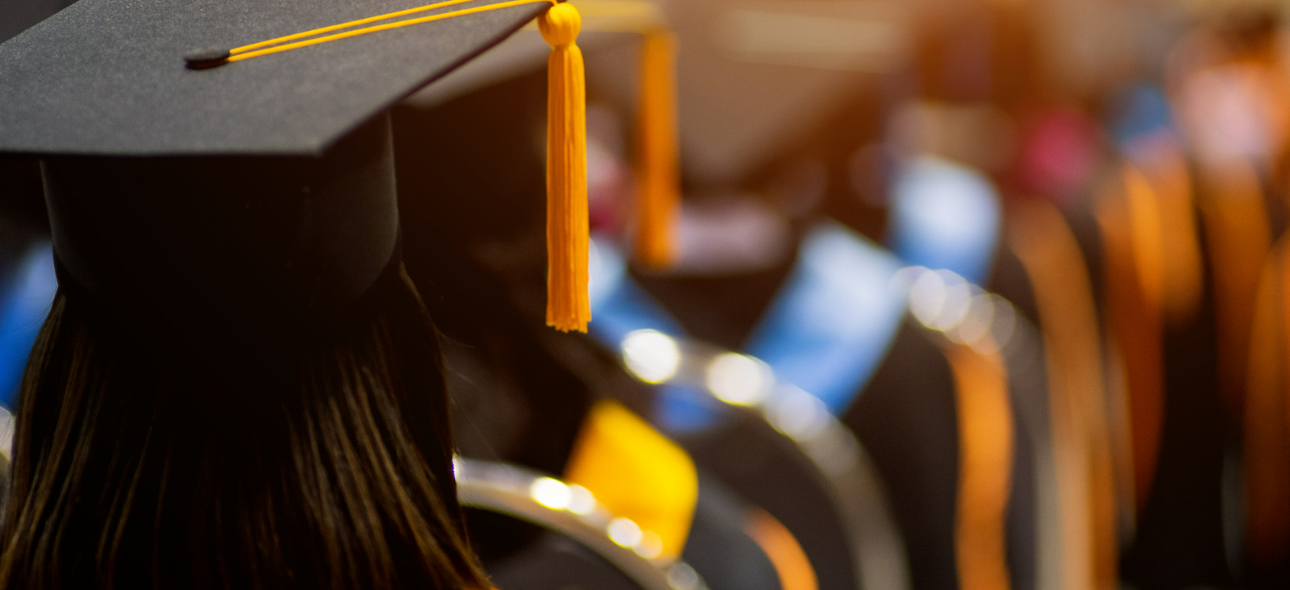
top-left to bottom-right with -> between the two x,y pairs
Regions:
0,0 -> 595,339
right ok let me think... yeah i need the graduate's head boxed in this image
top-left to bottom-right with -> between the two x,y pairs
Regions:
2,107 -> 488,590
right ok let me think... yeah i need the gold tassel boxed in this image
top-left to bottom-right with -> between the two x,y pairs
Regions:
540,2 -> 591,332
633,29 -> 679,269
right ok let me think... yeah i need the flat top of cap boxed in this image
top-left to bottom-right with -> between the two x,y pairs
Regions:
0,0 -> 551,156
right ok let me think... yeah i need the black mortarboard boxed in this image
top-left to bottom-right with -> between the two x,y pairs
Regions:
0,0 -> 550,156
0,0 -> 565,362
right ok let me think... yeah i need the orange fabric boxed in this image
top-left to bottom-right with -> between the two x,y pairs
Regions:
1097,165 -> 1165,513
541,2 -> 592,332
744,508 -> 818,590
563,400 -> 698,559
1243,239 -> 1290,565
1145,145 -> 1204,328
946,342 -> 1014,590
1008,200 -> 1117,589
1198,161 -> 1272,416
1122,166 -> 1166,317
632,29 -> 679,269
1282,241 -> 1290,469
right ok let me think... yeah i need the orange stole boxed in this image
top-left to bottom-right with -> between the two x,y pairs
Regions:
1009,199 -> 1118,589
1096,164 -> 1165,514
1243,238 -> 1290,565
946,340 -> 1015,590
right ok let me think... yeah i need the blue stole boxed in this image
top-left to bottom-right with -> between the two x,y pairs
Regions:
888,156 -> 1001,285
0,242 -> 57,407
587,222 -> 907,431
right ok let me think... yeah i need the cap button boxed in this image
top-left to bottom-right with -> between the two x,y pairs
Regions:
185,48 -> 231,69
538,3 -> 580,47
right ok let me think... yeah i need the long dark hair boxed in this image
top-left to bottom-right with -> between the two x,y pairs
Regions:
0,266 -> 487,590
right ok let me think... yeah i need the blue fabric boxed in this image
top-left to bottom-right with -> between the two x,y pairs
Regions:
888,156 -> 1001,284
0,243 -> 57,407
1109,83 -> 1175,147
588,224 -> 908,430
587,239 -> 685,345
588,238 -> 718,433
743,225 -> 907,415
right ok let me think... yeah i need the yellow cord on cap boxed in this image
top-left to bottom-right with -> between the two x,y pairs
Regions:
540,2 -> 591,333
227,0 -> 554,63
230,0 -> 478,55
633,28 -> 679,269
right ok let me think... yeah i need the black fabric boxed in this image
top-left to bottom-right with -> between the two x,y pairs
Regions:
396,79 -> 590,475
0,157 -> 49,287
847,318 -> 960,590
0,452 -> 9,519
1059,199 -> 1106,324
632,242 -> 801,351
994,269 -> 1048,590
486,534 -> 645,590
42,113 -> 401,364
434,311 -> 594,477
0,158 -> 47,228
51,243 -> 404,357
1004,366 -> 1040,590
1242,262 -> 1290,590
0,0 -> 72,45
989,242 -> 1039,325
678,410 -> 857,590
393,67 -> 548,252
848,316 -> 1039,590
682,475 -> 783,590
1120,217 -> 1230,590
0,0 -> 549,156
632,249 -> 1042,590
465,509 -> 644,590
464,507 -> 549,567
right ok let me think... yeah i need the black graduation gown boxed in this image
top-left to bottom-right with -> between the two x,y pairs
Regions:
634,253 -> 1041,590
392,79 -> 785,588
